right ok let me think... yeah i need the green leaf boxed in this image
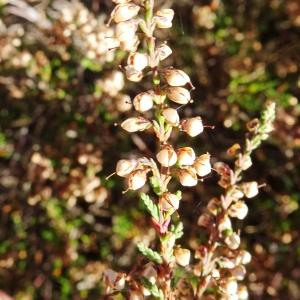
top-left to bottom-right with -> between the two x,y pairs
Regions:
171,221 -> 184,240
141,278 -> 164,299
149,176 -> 163,195
140,193 -> 160,221
137,242 -> 163,264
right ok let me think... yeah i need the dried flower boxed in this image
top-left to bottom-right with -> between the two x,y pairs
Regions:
182,117 -> 204,137
163,68 -> 191,86
121,117 -> 151,132
103,269 -> 126,291
177,147 -> 196,166
231,265 -> 246,281
125,66 -> 143,82
194,153 -> 211,177
142,263 -> 157,284
133,91 -> 154,112
111,3 -> 140,23
225,233 -> 241,250
160,193 -> 180,210
128,170 -> 147,190
166,87 -> 191,104
127,52 -> 149,71
156,145 -> 177,167
197,213 -> 212,227
178,167 -> 198,187
162,108 -> 180,126
241,181 -> 259,198
116,159 -> 137,177
174,248 -> 191,267
156,43 -> 172,61
155,9 -> 174,28
228,201 -> 248,220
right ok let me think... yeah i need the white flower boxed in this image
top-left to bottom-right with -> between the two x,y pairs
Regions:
133,91 -> 154,112
155,9 -> 174,28
127,52 -> 148,71
156,146 -> 177,167
225,233 -> 241,250
229,201 -> 248,220
128,170 -> 147,190
164,68 -> 190,86
116,159 -> 137,177
241,181 -> 259,198
125,66 -> 143,82
121,117 -> 151,132
182,117 -> 204,137
194,153 -> 211,176
174,248 -> 191,267
156,43 -> 172,60
162,108 -> 180,126
166,87 -> 191,104
160,193 -> 180,210
177,147 -> 196,166
112,3 -> 140,23
178,167 -> 198,187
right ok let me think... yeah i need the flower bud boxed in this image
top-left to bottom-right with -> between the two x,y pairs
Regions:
127,52 -> 148,71
241,181 -> 259,198
177,147 -> 196,166
142,263 -> 157,285
155,9 -> 174,28
116,159 -> 137,177
178,167 -> 198,187
162,108 -> 180,126
112,3 -> 140,23
160,193 -> 180,210
128,170 -> 147,190
156,43 -> 172,60
156,145 -> 177,167
182,117 -> 204,137
121,117 -> 151,132
125,66 -> 143,82
194,153 -> 211,177
103,269 -> 125,291
174,248 -> 190,267
164,68 -> 190,86
197,213 -> 212,227
229,201 -> 248,220
116,94 -> 132,112
231,265 -> 246,281
237,286 -> 249,300
116,20 -> 138,42
166,86 -> 191,104
133,91 -> 154,112
225,233 -> 240,250
236,250 -> 251,265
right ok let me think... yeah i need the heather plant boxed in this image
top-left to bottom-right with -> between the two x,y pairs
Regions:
104,0 -> 275,299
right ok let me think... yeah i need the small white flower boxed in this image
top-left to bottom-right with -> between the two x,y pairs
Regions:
160,193 -> 180,210
241,181 -> 259,198
116,159 -> 137,177
112,3 -> 140,23
182,117 -> 204,137
125,66 -> 143,82
174,248 -> 191,267
121,117 -> 151,132
155,9 -> 174,28
156,43 -> 172,60
166,87 -> 191,104
164,68 -> 190,86
178,167 -> 198,187
133,91 -> 154,112
177,147 -> 196,166
225,233 -> 241,250
127,52 -> 149,71
229,201 -> 248,220
128,170 -> 147,190
194,153 -> 211,177
162,108 -> 180,126
156,146 -> 177,167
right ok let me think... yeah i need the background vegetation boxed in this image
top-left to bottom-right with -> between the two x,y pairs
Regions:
0,0 -> 299,299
